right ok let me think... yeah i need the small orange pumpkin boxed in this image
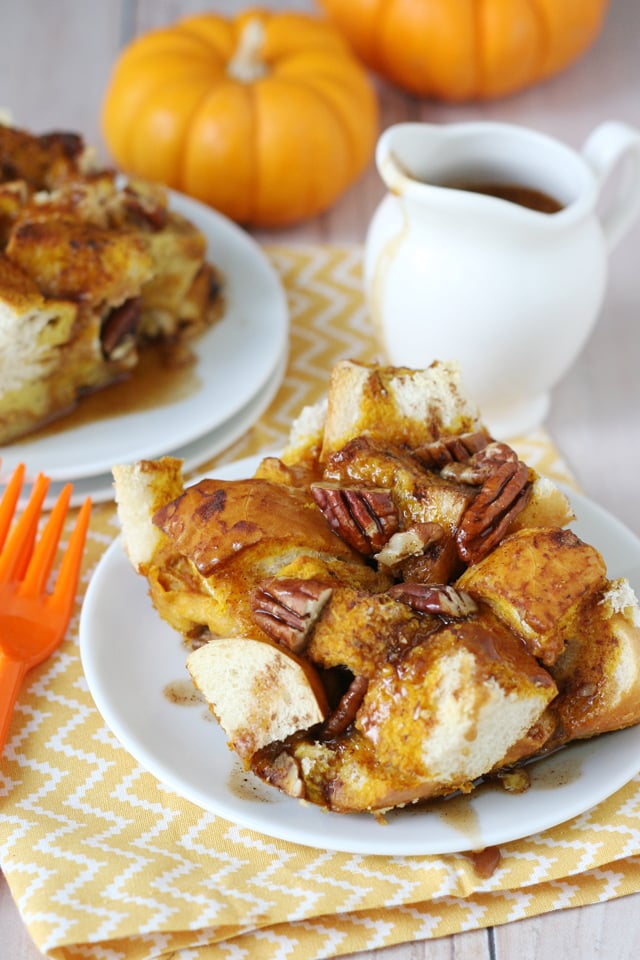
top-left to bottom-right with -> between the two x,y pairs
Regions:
101,9 -> 378,227
318,0 -> 609,101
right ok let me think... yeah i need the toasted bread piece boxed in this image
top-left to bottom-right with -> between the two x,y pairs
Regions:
547,578 -> 640,743
320,358 -> 481,458
149,476 -> 381,642
0,180 -> 28,245
7,214 -> 154,306
153,478 -> 361,578
0,207 -> 156,444
511,476 -> 575,530
137,211 -> 210,338
252,729 -> 450,812
187,637 -> 329,764
306,588 -> 427,677
357,614 -> 557,786
113,457 -> 184,573
0,123 -> 96,189
458,527 -> 607,665
0,254 -> 77,389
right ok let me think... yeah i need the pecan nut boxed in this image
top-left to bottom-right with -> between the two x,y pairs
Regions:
101,296 -> 142,359
321,675 -> 369,740
387,582 -> 478,618
456,460 -> 531,564
414,430 -> 489,470
310,483 -> 399,555
440,441 -> 518,484
123,185 -> 168,229
250,577 -> 333,652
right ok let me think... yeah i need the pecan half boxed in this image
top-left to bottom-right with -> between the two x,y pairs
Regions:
374,522 -> 445,568
250,577 -> 333,652
387,582 -> 478,618
101,297 -> 142,359
321,675 -> 369,740
456,460 -> 531,564
123,185 -> 168,229
414,430 -> 489,470
310,483 -> 399,555
440,441 -> 518,484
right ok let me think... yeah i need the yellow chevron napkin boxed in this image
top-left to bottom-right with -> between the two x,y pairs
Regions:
1,245 -> 640,960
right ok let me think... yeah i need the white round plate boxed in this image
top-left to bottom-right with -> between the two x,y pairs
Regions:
80,462 -> 640,856
0,192 -> 288,482
35,346 -> 287,510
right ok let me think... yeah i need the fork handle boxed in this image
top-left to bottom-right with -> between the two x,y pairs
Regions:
0,652 -> 28,757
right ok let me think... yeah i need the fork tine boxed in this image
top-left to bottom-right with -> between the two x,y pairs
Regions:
0,463 -> 26,552
0,472 -> 50,583
49,496 -> 92,623
19,483 -> 73,597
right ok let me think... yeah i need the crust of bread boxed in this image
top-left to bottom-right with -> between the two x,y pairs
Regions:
146,476 -> 390,642
458,527 -> 607,665
511,477 -> 575,530
113,457 -> 184,573
153,478 -> 360,577
6,215 -> 154,306
547,578 -> 640,743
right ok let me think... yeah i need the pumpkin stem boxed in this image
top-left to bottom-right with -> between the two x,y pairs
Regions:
227,18 -> 268,83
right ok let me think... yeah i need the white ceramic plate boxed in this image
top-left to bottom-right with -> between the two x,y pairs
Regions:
80,461 -> 640,856
35,346 -> 287,510
0,192 -> 288,483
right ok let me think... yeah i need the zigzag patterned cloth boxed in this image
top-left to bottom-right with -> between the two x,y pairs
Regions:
1,245 -> 639,960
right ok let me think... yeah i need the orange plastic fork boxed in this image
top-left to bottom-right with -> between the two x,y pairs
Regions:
0,464 -> 91,757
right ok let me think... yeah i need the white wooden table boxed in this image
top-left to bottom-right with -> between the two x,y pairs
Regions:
1,2 -> 639,958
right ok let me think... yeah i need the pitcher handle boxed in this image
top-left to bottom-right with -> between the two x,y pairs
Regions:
581,120 -> 640,252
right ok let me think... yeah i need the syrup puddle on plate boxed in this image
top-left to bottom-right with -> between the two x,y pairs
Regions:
14,342 -> 201,444
387,742 -> 585,851
227,760 -> 280,804
163,677 -> 276,802
163,678 -> 206,708
162,670 -> 586,846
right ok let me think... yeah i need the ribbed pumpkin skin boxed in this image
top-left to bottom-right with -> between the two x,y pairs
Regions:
318,0 -> 609,101
101,10 -> 378,226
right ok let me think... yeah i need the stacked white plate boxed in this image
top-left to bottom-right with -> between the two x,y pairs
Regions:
0,192 -> 289,508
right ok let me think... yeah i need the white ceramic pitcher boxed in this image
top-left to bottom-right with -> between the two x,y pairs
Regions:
364,120 -> 640,438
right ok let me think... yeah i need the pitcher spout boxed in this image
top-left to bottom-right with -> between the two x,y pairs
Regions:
376,123 -> 450,196
375,121 -> 600,220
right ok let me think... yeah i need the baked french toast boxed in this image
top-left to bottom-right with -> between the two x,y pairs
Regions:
113,359 -> 640,814
0,122 -> 222,444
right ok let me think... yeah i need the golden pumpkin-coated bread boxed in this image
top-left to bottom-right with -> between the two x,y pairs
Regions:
112,359 -> 640,815
0,122 -> 223,444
